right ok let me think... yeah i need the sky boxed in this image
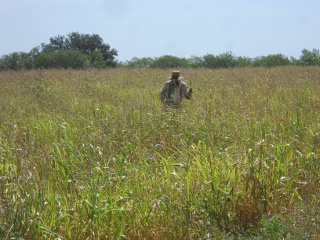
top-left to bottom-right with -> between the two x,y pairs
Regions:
1,0 -> 319,62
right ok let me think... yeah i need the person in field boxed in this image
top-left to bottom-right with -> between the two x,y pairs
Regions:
160,70 -> 192,111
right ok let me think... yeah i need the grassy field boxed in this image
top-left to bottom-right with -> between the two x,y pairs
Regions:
0,67 -> 319,239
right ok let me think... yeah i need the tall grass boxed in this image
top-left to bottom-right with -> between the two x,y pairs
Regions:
0,67 -> 319,239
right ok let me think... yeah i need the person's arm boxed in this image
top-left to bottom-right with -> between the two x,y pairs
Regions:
160,82 -> 170,101
181,82 -> 192,99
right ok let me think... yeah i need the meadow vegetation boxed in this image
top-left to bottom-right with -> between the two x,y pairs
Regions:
0,66 -> 319,239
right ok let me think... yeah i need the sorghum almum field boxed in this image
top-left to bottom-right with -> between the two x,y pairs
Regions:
0,66 -> 319,239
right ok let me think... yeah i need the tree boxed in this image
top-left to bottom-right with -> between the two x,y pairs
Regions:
217,51 -> 238,68
300,49 -> 320,66
0,32 -> 117,70
0,52 -> 34,70
49,32 -> 118,67
87,51 -> 106,68
150,55 -> 189,68
253,54 -> 290,67
289,56 -> 302,66
35,50 -> 87,69
49,35 -> 67,50
0,52 -> 20,70
188,56 -> 205,68
203,52 -> 238,69
203,54 -> 218,69
236,56 -> 252,67
126,57 -> 154,68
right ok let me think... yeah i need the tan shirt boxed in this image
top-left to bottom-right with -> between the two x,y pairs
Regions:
160,80 -> 191,103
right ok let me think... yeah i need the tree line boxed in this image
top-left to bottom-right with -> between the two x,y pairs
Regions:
1,32 -> 320,70
124,49 -> 320,69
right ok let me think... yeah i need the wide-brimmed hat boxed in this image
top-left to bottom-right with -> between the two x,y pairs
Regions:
169,70 -> 184,80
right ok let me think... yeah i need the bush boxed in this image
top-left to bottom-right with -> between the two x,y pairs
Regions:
203,51 -> 238,69
35,50 -> 88,69
253,54 -> 290,67
126,57 -> 154,68
150,55 -> 189,68
300,48 -> 320,66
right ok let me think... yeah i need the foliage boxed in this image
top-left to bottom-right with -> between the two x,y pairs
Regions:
289,56 -> 302,66
1,43 -> 320,71
253,54 -> 291,67
123,49 -> 319,69
126,57 -> 154,68
0,52 -> 34,70
35,49 -> 88,69
203,51 -> 239,69
0,67 -> 319,239
187,55 -> 205,68
87,51 -> 106,69
236,56 -> 253,67
150,55 -> 189,68
48,32 -> 118,67
300,48 -> 320,66
0,32 -> 117,70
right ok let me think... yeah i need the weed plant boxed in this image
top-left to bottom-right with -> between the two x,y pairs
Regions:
0,67 -> 319,239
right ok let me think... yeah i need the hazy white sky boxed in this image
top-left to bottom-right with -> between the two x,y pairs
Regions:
1,0 -> 319,62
